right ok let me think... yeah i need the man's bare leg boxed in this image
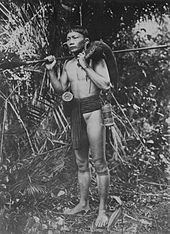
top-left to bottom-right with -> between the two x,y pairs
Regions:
64,132 -> 90,215
84,110 -> 110,227
95,173 -> 110,227
64,170 -> 91,214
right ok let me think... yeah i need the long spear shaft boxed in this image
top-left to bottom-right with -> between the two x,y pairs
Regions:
114,44 -> 169,53
0,44 -> 169,71
0,56 -> 74,71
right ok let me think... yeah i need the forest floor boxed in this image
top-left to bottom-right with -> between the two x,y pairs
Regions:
22,183 -> 170,234
1,152 -> 170,234
22,159 -> 170,234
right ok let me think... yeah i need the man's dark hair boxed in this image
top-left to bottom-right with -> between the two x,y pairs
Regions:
67,25 -> 89,38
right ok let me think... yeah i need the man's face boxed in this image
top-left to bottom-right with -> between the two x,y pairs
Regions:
66,31 -> 86,53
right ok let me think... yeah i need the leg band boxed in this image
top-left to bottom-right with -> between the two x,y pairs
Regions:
76,158 -> 89,173
94,158 -> 109,175
96,167 -> 109,176
78,168 -> 90,173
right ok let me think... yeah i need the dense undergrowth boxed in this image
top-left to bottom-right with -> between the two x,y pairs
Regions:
0,1 -> 170,233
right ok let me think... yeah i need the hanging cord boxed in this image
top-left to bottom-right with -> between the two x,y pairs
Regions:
110,91 -> 147,150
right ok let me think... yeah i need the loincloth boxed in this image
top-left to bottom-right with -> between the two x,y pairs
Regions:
71,94 -> 101,149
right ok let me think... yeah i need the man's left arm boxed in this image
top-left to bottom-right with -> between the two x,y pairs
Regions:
77,53 -> 110,91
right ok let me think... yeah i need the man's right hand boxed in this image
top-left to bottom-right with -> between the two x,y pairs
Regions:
45,55 -> 56,70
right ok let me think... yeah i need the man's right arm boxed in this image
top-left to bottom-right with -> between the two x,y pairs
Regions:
45,55 -> 68,93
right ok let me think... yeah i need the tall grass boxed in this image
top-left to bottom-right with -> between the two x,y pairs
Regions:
0,2 -> 69,160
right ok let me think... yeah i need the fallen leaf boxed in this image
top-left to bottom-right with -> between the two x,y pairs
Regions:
112,195 -> 123,205
107,207 -> 122,230
57,190 -> 65,197
139,218 -> 152,225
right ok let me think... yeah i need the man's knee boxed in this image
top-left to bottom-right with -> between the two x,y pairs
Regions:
76,158 -> 89,173
94,158 -> 109,175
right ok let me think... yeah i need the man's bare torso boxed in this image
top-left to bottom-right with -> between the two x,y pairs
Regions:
65,58 -> 99,99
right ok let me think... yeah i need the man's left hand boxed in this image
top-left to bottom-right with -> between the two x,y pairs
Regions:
77,52 -> 88,70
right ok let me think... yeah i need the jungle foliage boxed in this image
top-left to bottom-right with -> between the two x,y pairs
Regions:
0,0 -> 170,233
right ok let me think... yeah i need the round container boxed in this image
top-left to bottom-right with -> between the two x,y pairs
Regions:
62,91 -> 73,102
62,92 -> 74,117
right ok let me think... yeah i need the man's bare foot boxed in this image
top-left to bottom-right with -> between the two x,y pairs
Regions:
95,210 -> 108,227
63,202 -> 90,215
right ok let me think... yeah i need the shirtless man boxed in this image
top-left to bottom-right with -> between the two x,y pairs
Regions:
45,26 -> 111,227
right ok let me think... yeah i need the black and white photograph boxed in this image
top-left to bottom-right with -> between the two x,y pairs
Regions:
0,0 -> 170,233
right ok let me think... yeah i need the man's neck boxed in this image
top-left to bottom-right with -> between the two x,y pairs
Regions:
73,48 -> 85,58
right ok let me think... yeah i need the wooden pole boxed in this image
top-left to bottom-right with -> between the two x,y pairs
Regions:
79,4 -> 83,26
114,44 -> 169,54
0,44 -> 170,71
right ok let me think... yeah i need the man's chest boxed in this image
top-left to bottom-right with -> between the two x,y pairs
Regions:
67,62 -> 87,82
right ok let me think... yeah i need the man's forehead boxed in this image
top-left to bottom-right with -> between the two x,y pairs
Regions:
67,31 -> 84,38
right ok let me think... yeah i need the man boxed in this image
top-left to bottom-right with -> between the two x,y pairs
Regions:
45,26 -> 111,227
